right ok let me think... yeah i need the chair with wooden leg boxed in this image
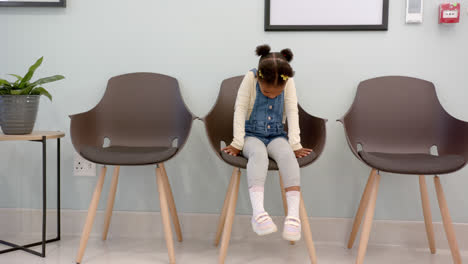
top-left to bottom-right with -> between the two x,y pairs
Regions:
70,72 -> 196,264
339,76 -> 468,264
201,76 -> 327,264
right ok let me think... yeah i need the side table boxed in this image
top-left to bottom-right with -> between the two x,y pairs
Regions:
0,131 -> 64,257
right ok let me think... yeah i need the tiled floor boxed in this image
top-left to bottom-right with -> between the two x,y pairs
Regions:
0,236 -> 466,264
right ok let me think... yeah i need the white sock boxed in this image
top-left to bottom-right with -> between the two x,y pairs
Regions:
286,191 -> 300,219
249,186 -> 265,216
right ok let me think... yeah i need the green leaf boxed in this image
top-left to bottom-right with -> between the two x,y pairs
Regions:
0,79 -> 11,86
10,83 -> 26,90
18,57 -> 43,89
10,89 -> 23,95
8,74 -> 23,81
19,84 -> 37,95
9,74 -> 23,86
31,75 -> 64,86
30,87 -> 52,101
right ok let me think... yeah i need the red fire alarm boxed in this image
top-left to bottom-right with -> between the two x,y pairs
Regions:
439,3 -> 460,24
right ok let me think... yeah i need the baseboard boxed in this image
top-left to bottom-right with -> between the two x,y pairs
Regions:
1,208 -> 468,250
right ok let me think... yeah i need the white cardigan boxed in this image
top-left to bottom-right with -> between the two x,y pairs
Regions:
230,71 -> 302,151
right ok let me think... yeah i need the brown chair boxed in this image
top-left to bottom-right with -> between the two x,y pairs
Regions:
339,76 -> 468,264
70,72 -> 196,264
201,76 -> 327,264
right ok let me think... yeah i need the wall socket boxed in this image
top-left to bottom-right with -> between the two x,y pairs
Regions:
74,152 -> 96,176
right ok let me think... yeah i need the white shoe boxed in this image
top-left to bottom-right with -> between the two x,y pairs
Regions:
282,216 -> 301,241
251,212 -> 277,236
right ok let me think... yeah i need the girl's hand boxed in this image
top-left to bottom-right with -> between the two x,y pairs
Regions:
294,148 -> 313,158
222,145 -> 241,156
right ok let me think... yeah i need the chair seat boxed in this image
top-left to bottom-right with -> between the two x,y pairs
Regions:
81,145 -> 178,166
220,150 -> 317,170
358,151 -> 466,175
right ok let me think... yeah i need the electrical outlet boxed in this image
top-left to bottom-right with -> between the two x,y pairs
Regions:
74,152 -> 96,176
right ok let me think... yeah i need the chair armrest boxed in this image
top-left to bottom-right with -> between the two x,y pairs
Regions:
200,115 -> 231,160
438,116 -> 468,161
337,117 -> 363,161
298,105 -> 327,158
170,110 -> 197,150
69,110 -> 102,154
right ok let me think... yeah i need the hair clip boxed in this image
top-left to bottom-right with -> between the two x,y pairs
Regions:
281,74 -> 289,81
258,70 -> 264,78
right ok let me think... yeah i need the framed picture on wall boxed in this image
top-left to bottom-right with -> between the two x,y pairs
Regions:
0,0 -> 66,7
265,0 -> 389,31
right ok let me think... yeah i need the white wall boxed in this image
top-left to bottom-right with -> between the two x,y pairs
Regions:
1,0 -> 468,222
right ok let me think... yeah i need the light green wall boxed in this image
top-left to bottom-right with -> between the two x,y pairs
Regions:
2,0 -> 468,222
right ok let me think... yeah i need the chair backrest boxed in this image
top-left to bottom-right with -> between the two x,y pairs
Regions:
203,75 -> 327,161
81,72 -> 194,148
341,76 -> 447,155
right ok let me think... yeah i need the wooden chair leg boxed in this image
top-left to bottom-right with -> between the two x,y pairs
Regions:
434,176 -> 462,264
356,173 -> 381,264
419,175 -> 436,254
214,168 -> 237,247
160,163 -> 183,242
218,168 -> 241,264
102,166 -> 120,241
76,166 -> 107,264
156,166 -> 176,264
279,172 -> 295,245
347,168 -> 377,249
299,194 -> 318,264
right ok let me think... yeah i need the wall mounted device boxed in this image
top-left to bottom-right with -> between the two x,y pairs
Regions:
439,3 -> 461,24
406,0 -> 424,24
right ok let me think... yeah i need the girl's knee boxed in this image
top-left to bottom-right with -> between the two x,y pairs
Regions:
247,150 -> 269,170
249,149 -> 268,160
276,150 -> 297,164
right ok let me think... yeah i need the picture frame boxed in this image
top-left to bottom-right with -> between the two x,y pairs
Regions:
0,0 -> 66,7
265,0 -> 389,31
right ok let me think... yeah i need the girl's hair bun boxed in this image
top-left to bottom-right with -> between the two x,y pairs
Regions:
280,48 -> 293,62
256,44 -> 271,57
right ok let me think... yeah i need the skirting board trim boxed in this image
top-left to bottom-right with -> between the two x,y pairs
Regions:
1,209 -> 467,250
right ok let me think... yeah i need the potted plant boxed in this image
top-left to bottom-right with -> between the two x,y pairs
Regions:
0,57 -> 64,135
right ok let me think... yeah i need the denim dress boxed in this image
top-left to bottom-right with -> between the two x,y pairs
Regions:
245,69 -> 288,146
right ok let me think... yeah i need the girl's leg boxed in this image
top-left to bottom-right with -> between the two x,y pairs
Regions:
267,137 -> 301,191
267,137 -> 302,241
243,137 -> 277,235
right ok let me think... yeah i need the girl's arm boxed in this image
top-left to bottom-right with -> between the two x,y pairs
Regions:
230,71 -> 254,150
284,78 -> 303,151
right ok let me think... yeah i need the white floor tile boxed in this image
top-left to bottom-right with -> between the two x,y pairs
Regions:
0,236 -> 467,264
